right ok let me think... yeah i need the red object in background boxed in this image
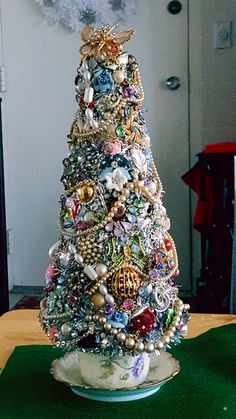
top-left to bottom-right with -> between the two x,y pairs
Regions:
182,142 -> 236,231
202,142 -> 236,154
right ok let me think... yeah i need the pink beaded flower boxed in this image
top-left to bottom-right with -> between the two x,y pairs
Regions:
104,140 -> 122,155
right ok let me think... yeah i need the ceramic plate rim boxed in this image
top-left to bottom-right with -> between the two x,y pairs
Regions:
50,351 -> 180,392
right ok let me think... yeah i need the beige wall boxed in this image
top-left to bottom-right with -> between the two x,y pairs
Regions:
190,0 -> 236,156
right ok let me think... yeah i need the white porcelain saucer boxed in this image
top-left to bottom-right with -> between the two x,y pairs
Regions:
51,351 -> 179,402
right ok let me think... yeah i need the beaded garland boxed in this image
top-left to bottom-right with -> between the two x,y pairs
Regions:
40,25 -> 190,356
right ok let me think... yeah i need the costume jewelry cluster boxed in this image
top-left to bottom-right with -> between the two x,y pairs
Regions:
40,25 -> 190,357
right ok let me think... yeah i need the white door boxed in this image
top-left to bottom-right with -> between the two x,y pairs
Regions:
132,0 -> 191,293
1,0 -> 192,294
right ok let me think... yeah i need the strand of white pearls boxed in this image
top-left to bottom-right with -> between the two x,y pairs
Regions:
40,298 -> 74,320
49,298 -> 190,352
69,69 -> 144,141
58,180 -> 159,238
69,97 -> 127,140
110,299 -> 189,353
150,156 -> 164,200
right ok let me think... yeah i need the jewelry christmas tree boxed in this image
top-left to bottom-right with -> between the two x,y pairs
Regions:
40,25 -> 190,397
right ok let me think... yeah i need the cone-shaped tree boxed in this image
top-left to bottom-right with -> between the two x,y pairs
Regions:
40,25 -> 189,355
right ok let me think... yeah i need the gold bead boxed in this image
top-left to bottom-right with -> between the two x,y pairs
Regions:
154,341 -> 164,350
99,316 -> 107,325
161,336 -> 170,344
144,342 -> 155,353
91,292 -> 105,308
116,332 -> 126,343
166,330 -> 174,338
174,315 -> 180,323
103,323 -> 112,332
77,181 -> 94,204
135,341 -> 144,352
125,337 -> 135,349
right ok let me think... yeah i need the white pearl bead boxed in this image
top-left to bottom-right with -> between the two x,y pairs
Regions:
105,294 -> 114,305
83,70 -> 91,83
84,265 -> 98,281
113,70 -> 125,84
81,61 -> 88,71
68,243 -> 77,254
98,284 -> 108,295
85,108 -> 94,120
61,324 -> 71,336
96,263 -> 108,277
84,86 -> 94,103
48,240 -> 61,258
90,119 -> 99,129
75,253 -> 83,264
146,283 -> 153,294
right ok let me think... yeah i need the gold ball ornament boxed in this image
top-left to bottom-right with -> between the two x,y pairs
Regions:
77,180 -> 95,204
125,337 -> 135,349
90,292 -> 105,308
108,267 -> 140,299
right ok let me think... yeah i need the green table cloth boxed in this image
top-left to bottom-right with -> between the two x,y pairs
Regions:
0,324 -> 235,419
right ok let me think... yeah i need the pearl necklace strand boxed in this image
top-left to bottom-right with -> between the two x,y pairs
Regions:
69,69 -> 144,142
58,179 -> 162,238
42,298 -> 190,354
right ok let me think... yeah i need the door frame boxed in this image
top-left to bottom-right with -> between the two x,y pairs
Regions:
0,97 -> 9,315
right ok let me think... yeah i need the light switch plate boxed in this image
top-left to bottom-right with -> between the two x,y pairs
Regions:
214,21 -> 232,49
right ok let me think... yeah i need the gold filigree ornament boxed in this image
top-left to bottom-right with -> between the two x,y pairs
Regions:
80,24 -> 135,60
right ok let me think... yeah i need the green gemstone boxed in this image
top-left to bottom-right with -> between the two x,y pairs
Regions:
64,304 -> 71,313
54,286 -> 62,295
166,308 -> 175,327
134,199 -> 142,208
115,125 -> 126,137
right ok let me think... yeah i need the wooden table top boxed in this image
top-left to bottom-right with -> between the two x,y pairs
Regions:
0,310 -> 236,369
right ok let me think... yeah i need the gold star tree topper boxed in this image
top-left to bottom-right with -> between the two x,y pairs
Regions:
80,24 -> 135,60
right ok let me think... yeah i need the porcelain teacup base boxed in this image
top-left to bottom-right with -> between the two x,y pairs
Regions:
78,352 -> 150,389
